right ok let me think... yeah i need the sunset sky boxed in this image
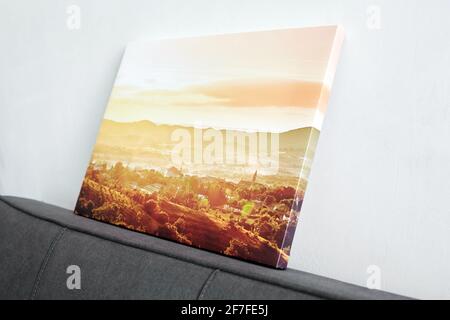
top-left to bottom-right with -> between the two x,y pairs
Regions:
104,26 -> 343,132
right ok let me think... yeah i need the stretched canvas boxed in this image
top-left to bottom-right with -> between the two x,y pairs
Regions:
75,26 -> 344,268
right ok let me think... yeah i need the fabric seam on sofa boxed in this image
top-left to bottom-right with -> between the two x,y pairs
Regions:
30,227 -> 66,300
197,269 -> 220,300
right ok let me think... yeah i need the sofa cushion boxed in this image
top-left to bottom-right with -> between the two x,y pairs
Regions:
0,196 -> 409,300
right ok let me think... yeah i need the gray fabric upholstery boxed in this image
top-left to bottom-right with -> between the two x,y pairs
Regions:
0,196 -> 409,300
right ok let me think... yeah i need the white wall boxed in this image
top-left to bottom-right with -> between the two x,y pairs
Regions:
1,0 -> 449,299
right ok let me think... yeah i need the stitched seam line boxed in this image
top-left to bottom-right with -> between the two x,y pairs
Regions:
198,269 -> 220,300
30,227 -> 66,300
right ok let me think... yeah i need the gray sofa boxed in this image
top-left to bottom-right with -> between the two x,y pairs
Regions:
0,196 -> 407,300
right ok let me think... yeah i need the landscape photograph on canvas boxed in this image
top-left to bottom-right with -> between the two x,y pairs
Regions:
75,26 -> 343,268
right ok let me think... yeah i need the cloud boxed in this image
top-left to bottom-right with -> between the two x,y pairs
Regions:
109,79 -> 329,109
188,79 -> 327,108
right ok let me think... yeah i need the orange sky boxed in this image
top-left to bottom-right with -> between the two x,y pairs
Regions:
104,26 -> 342,132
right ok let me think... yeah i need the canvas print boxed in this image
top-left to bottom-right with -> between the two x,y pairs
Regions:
75,26 -> 344,268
